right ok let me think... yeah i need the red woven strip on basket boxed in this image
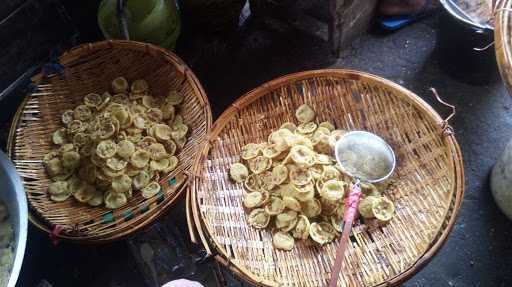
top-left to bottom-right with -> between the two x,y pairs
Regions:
50,225 -> 64,246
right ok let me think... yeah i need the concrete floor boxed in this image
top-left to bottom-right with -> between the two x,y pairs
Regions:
178,14 -> 512,287
16,12 -> 512,287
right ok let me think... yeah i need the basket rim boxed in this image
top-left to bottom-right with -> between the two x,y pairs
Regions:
495,0 -> 512,95
189,69 -> 465,286
7,40 -> 213,243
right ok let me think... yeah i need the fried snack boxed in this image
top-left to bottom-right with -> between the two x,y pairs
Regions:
295,104 -> 315,123
62,110 -> 74,125
229,163 -> 249,183
241,143 -> 261,160
165,156 -> 178,173
142,181 -> 161,198
280,122 -> 297,132
310,222 -> 336,245
52,128 -> 67,145
262,144 -> 281,159
243,191 -> 267,209
358,196 -> 379,219
234,105 -> 396,250
264,196 -> 285,215
166,90 -> 184,105
247,208 -> 270,229
272,231 -> 295,251
289,145 -> 316,168
112,77 -> 129,93
289,168 -> 312,186
282,196 -> 301,212
297,122 -> 317,134
271,165 -> 288,185
104,191 -> 128,209
43,78 -> 190,208
96,140 -> 117,159
244,174 -> 263,192
292,215 -> 310,240
48,181 -> 70,202
112,174 -> 132,193
74,184 -> 95,203
84,93 -> 103,107
276,210 -> 298,232
319,121 -> 335,132
372,197 -> 395,222
302,199 -> 322,218
320,180 -> 345,201
248,156 -> 271,174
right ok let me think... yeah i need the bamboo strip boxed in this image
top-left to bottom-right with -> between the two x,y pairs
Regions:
188,69 -> 464,287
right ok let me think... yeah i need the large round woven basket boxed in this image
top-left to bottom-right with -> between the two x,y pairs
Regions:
8,40 -> 212,242
496,0 -> 512,94
188,70 -> 464,286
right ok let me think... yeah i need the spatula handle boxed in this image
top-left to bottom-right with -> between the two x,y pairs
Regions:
328,182 -> 362,287
343,181 -> 362,223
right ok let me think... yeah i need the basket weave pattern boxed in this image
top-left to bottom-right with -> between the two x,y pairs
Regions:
190,70 -> 463,286
9,41 -> 212,242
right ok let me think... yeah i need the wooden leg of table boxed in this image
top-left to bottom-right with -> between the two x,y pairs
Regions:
329,0 -> 377,56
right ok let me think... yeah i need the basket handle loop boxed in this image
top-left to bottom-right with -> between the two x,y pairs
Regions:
430,88 -> 455,136
473,41 -> 494,52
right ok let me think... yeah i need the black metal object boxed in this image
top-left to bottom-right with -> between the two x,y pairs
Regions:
116,0 -> 130,40
436,1 -> 498,84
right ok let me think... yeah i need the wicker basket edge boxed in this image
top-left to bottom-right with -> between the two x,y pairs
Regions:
190,140 -> 464,287
187,69 -> 465,286
7,40 -> 213,243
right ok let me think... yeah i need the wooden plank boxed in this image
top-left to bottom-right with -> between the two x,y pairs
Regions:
247,0 -> 376,54
330,0 -> 377,54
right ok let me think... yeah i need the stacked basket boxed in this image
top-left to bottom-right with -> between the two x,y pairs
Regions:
8,40 -> 212,242
187,70 -> 464,286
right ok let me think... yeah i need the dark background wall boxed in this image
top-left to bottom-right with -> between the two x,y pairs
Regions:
0,0 -> 102,148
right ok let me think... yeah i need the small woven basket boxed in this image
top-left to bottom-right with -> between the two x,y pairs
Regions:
496,0 -> 512,93
8,40 -> 212,243
188,70 -> 464,287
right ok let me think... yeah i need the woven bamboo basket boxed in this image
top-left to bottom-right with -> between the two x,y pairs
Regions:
496,0 -> 512,93
8,40 -> 212,242
188,69 -> 464,286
